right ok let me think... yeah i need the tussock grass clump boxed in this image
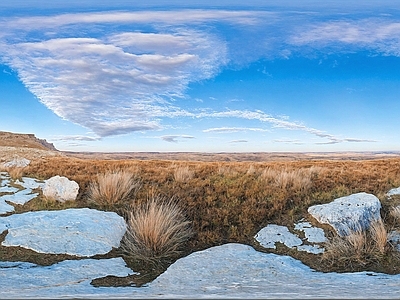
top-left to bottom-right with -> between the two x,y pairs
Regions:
5,166 -> 25,180
261,167 -> 321,192
88,170 -> 140,206
322,220 -> 392,270
173,166 -> 194,182
390,206 -> 400,223
121,196 -> 193,267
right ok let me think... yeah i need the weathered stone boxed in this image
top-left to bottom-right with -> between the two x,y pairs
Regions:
308,192 -> 381,236
387,187 -> 400,198
0,208 -> 127,256
294,221 -> 327,243
255,224 -> 302,249
3,157 -> 30,168
42,175 -> 79,202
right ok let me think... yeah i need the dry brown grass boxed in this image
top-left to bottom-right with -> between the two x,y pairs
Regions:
88,170 -> 141,206
121,196 -> 192,267
21,155 -> 400,275
390,206 -> 400,223
173,165 -> 195,182
322,220 -> 392,270
261,166 -> 324,192
4,166 -> 25,180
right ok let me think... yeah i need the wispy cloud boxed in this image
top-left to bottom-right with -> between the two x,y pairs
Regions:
198,110 -> 377,145
230,139 -> 248,143
274,138 -> 304,145
160,135 -> 195,143
50,135 -> 102,142
290,19 -> 400,56
203,127 -> 269,133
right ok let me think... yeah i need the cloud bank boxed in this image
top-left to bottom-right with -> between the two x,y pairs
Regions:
0,8 -> 397,145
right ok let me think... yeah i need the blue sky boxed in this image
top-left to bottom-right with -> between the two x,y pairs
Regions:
1,1 -> 400,152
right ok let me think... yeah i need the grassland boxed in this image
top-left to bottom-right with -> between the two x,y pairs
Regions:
3,150 -> 400,285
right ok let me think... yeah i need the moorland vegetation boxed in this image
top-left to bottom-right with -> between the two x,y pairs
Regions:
3,155 -> 400,285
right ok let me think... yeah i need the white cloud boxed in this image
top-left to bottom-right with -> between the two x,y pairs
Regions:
290,19 -> 400,56
203,127 -> 269,133
198,110 -> 377,145
274,139 -> 304,145
50,135 -> 102,142
0,8 -> 395,145
230,139 -> 248,143
160,135 -> 195,143
0,10 -> 265,32
1,19 -> 228,136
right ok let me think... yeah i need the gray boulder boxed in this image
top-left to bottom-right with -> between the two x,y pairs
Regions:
42,175 -> 79,202
308,192 -> 381,236
3,157 -> 30,168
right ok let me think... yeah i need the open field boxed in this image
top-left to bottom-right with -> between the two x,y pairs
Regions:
2,152 -> 400,281
2,133 -> 400,286
63,150 -> 400,162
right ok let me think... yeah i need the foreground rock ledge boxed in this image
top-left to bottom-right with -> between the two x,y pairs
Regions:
3,243 -> 400,298
0,208 -> 127,256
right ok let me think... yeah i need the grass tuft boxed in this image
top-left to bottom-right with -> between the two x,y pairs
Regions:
4,166 -> 25,180
121,196 -> 193,268
322,220 -> 391,269
173,166 -> 194,182
88,170 -> 140,206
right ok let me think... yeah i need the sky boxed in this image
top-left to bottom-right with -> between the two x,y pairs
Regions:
1,1 -> 400,152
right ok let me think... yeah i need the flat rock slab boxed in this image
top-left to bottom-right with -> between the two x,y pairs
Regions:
0,201 -> 14,215
14,177 -> 44,190
255,224 -> 302,249
0,258 -> 135,298
0,208 -> 127,256
149,243 -> 400,298
294,221 -> 327,243
0,189 -> 39,205
308,192 -> 382,236
255,224 -> 324,254
1,243 -> 400,298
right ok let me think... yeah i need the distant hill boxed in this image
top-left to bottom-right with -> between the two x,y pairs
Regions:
0,131 -> 57,151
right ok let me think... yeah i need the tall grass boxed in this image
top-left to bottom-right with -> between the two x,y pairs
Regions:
88,170 -> 140,206
322,220 -> 391,268
121,196 -> 193,267
260,167 -> 320,191
3,166 -> 25,180
390,206 -> 400,223
173,166 -> 195,182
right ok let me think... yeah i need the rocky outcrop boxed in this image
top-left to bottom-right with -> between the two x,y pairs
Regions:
42,175 -> 79,202
308,192 -> 382,236
3,157 -> 31,168
0,131 -> 57,151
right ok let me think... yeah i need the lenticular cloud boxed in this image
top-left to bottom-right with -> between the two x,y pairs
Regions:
0,13 -> 228,136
